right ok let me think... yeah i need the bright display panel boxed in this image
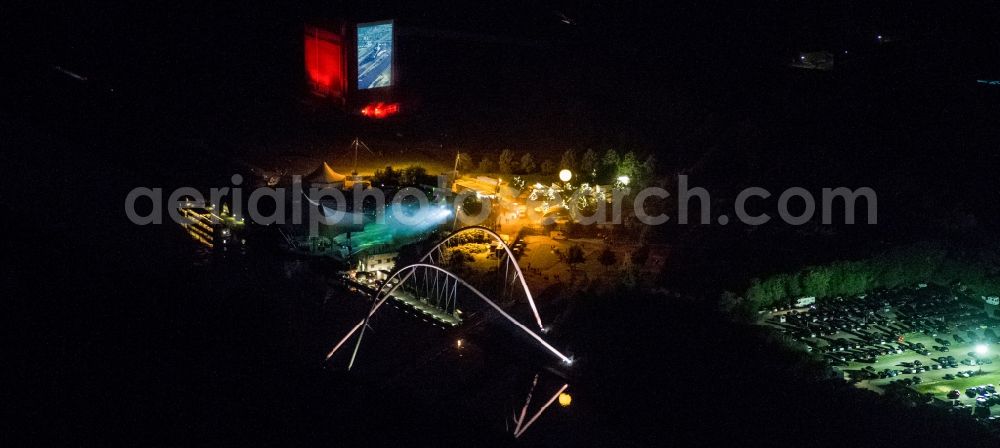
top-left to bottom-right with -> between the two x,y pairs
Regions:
357,21 -> 393,89
304,25 -> 345,98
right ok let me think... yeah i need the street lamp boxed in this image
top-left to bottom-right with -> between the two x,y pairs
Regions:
558,392 -> 572,407
559,169 -> 572,183
617,175 -> 630,186
975,344 -> 989,356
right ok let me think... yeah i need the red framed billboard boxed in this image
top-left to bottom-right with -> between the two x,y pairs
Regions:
304,24 -> 347,101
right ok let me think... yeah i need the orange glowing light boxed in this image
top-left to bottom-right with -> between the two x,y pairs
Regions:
558,392 -> 572,407
360,102 -> 400,119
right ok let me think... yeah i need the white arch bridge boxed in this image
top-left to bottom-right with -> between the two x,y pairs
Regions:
325,226 -> 573,369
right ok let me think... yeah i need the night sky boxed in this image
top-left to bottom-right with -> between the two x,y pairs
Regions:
4,1 -> 1000,445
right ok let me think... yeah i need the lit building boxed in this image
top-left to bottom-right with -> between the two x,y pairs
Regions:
453,176 -> 503,198
357,251 -> 398,279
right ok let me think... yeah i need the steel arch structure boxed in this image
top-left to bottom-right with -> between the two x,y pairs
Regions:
325,226 -> 569,369
420,226 -> 543,329
334,263 -> 570,369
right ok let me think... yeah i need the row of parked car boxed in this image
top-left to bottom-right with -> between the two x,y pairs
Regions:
768,285 -> 1000,428
945,384 -> 1000,410
770,286 -> 998,368
943,370 -> 982,381
854,366 -> 903,380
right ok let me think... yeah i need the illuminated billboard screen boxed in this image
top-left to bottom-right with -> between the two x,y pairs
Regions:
304,25 -> 346,98
356,21 -> 393,89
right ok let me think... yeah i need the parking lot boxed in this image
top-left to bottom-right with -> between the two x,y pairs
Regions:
763,285 -> 1000,421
